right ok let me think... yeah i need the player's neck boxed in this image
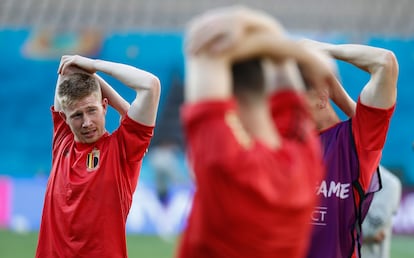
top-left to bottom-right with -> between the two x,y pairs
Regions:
239,103 -> 280,149
316,108 -> 341,132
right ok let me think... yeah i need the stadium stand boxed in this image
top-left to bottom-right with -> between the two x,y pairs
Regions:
1,0 -> 414,37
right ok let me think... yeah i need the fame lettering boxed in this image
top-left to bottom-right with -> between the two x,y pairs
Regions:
316,180 -> 350,199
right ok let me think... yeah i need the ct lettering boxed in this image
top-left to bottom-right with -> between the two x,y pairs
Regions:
311,206 -> 328,226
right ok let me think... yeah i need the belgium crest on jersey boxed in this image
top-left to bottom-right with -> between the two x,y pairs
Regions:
86,148 -> 100,171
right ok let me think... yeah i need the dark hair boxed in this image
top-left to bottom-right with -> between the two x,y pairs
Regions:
58,73 -> 100,109
232,58 -> 265,99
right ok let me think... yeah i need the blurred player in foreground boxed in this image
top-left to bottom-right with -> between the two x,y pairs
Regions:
300,39 -> 398,258
176,6 -> 336,258
35,55 -> 160,257
362,165 -> 402,258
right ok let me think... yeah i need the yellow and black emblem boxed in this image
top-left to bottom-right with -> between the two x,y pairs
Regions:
86,148 -> 100,171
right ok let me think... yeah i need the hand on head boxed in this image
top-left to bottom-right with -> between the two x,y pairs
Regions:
297,38 -> 338,89
298,48 -> 338,93
185,6 -> 247,55
185,5 -> 284,56
58,55 -> 97,75
298,39 -> 357,117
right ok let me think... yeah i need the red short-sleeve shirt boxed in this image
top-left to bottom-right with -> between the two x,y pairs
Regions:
35,109 -> 154,258
176,91 -> 324,258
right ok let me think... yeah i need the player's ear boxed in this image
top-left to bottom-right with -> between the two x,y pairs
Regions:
102,98 -> 108,114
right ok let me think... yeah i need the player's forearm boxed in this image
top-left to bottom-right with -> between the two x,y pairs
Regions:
302,40 -> 398,108
230,32 -> 306,64
329,77 -> 356,117
334,45 -> 399,108
53,75 -> 63,111
95,74 -> 130,117
327,44 -> 398,76
230,33 -> 334,90
93,59 -> 160,94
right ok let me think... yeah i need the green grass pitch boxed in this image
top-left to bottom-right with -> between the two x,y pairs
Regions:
0,229 -> 412,258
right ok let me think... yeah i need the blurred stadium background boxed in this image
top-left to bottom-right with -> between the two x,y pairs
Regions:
0,0 -> 414,257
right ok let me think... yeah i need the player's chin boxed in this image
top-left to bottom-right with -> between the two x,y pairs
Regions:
84,138 -> 98,144
80,133 -> 100,144
86,135 -> 100,144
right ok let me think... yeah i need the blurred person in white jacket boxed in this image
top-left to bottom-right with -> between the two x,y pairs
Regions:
362,165 -> 402,258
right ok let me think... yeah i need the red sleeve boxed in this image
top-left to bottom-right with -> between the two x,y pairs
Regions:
269,90 -> 316,142
51,107 -> 72,159
181,99 -> 250,170
352,99 -> 395,191
115,114 -> 154,162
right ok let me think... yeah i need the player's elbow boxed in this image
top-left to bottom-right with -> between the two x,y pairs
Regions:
150,75 -> 161,90
380,50 -> 399,80
148,75 -> 161,100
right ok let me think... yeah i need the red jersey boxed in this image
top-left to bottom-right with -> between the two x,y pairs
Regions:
176,91 -> 324,258
35,109 -> 154,258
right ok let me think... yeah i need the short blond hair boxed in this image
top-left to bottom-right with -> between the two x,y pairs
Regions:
58,73 -> 101,110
